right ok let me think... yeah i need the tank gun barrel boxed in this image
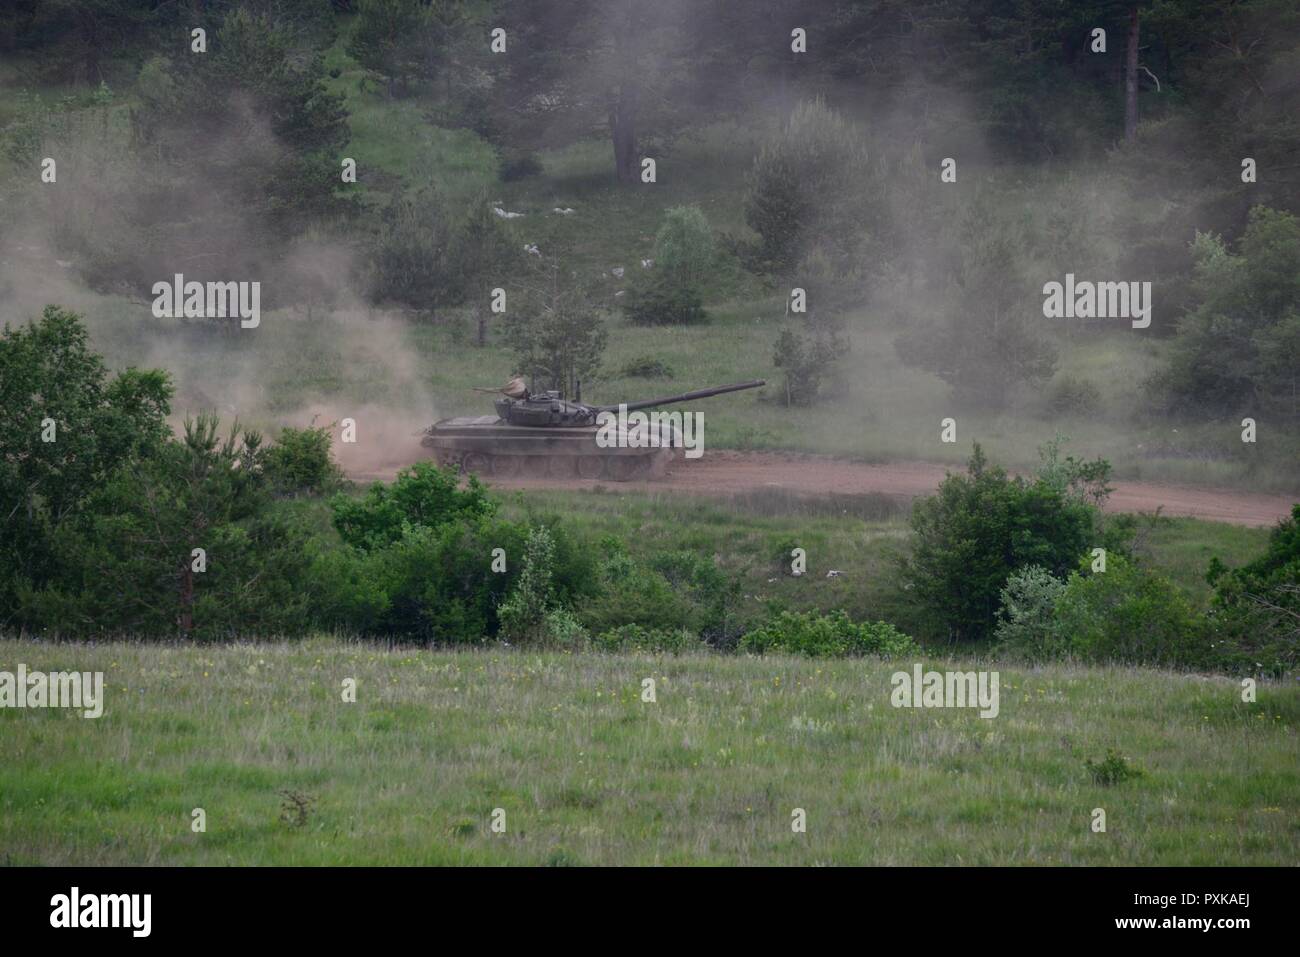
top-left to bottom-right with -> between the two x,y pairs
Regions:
596,379 -> 766,414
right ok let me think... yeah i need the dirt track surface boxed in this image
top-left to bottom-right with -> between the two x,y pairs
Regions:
351,450 -> 1297,528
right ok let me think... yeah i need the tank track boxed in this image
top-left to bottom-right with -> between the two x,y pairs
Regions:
431,449 -> 671,482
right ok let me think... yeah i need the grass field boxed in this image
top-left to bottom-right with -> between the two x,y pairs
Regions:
1,638 -> 1296,865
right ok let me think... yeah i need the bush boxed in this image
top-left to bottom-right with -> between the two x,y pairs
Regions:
310,513 -> 518,642
498,525 -> 557,644
499,148 -> 543,181
367,189 -> 515,311
1153,206 -> 1300,417
994,565 -> 1068,661
264,423 -> 343,495
893,201 -> 1056,409
653,206 -> 714,290
772,325 -> 845,406
575,542 -> 741,646
1055,553 -> 1205,667
743,99 -> 872,277
1084,749 -> 1144,786
1204,504 -> 1300,675
623,271 -> 707,326
1045,374 -> 1102,416
740,610 -> 916,658
330,461 -> 494,552
901,445 -> 1098,642
591,624 -> 702,654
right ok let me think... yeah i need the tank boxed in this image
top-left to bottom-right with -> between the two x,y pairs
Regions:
422,379 -> 766,481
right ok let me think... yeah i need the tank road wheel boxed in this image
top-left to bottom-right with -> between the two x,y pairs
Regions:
545,455 -> 576,478
491,454 -> 524,477
606,456 -> 644,482
577,456 -> 605,480
461,452 -> 490,476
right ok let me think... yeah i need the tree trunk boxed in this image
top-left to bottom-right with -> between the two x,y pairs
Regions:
1124,5 -> 1140,142
610,87 -> 639,184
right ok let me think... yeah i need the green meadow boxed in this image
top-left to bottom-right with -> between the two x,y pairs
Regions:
1,637 -> 1295,866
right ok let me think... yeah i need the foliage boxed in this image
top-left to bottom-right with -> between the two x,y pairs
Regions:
1084,749 -> 1144,787
1205,504 -> 1300,674
330,460 -> 494,552
994,565 -> 1068,662
653,206 -> 714,290
894,201 -> 1056,409
1045,374 -> 1103,416
138,8 -> 349,228
1054,553 -> 1204,667
22,414 -> 312,639
771,325 -> 845,407
740,609 -> 916,658
1034,434 -> 1115,510
623,270 -> 707,326
617,355 -> 675,379
576,540 -> 742,646
0,307 -> 171,624
497,524 -> 557,643
347,0 -> 430,98
590,623 -> 702,654
264,423 -> 343,496
743,99 -> 873,278
1153,207 -> 1300,417
501,263 -> 608,396
901,445 -> 1098,642
368,187 -> 506,312
311,513 -> 522,642
498,148 -> 543,181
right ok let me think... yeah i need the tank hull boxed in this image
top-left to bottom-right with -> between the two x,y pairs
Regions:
421,416 -> 678,481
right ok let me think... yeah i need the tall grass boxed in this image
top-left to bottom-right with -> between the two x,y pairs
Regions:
1,639 -> 1294,865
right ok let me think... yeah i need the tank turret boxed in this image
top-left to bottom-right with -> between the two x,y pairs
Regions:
493,380 -> 766,428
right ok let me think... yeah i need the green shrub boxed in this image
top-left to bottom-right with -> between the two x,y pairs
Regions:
743,99 -> 872,277
623,271 -> 707,326
772,325 -> 845,406
1084,749 -> 1144,786
653,206 -> 714,290
994,565 -> 1069,661
1204,504 -> 1300,675
330,461 -> 494,552
901,445 -> 1097,642
498,525 -> 557,644
264,424 -> 343,495
542,607 -> 589,647
332,515 -> 525,643
591,624 -> 702,654
574,545 -> 742,646
1153,207 -> 1300,417
1045,374 -> 1103,416
1055,553 -> 1205,667
740,610 -> 916,658
617,355 -> 675,379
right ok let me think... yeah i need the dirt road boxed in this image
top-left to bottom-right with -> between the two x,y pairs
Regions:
350,450 -> 1297,527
